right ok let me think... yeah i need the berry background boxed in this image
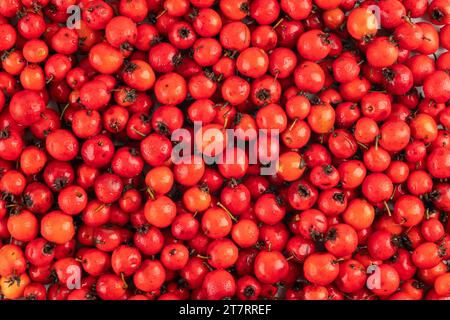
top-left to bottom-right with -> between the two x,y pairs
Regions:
0,0 -> 449,301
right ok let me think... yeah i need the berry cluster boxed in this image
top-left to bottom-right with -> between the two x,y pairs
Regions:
0,0 -> 449,301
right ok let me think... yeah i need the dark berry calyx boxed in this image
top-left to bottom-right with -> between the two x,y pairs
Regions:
333,192 -> 345,203
323,165 -> 334,175
53,177 -> 69,191
123,89 -> 137,103
256,89 -> 271,102
382,67 -> 395,82
326,227 -> 337,241
243,285 -> 256,298
123,61 -> 138,73
178,27 -> 191,39
43,242 -> 55,255
297,184 -> 311,198
431,8 -> 445,22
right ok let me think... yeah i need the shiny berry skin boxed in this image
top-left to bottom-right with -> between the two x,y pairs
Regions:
304,253 -> 340,286
0,0 -> 447,302
254,251 -> 288,284
202,269 -> 236,300
9,90 -> 46,126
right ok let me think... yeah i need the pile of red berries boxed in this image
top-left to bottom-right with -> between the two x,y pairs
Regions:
0,0 -> 449,301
